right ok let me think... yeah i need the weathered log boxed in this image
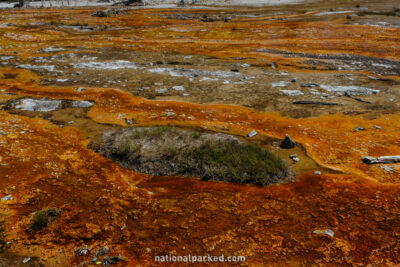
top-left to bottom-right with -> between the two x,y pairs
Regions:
362,156 -> 400,164
344,92 -> 371,104
292,100 -> 339,106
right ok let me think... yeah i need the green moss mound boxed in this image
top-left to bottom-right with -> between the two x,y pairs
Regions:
102,127 -> 293,187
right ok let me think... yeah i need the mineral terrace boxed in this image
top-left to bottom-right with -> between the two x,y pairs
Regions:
0,0 -> 399,266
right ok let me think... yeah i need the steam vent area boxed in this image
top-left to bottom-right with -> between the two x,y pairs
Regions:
0,0 -> 400,265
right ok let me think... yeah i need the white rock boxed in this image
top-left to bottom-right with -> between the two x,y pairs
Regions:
71,100 -> 94,108
15,99 -> 62,112
1,194 -> 12,201
172,86 -> 185,91
247,130 -> 258,138
280,90 -> 304,96
319,85 -> 379,96
72,60 -> 139,70
271,81 -> 290,87
312,229 -> 334,237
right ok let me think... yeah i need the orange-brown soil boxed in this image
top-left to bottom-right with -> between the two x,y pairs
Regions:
0,1 -> 400,266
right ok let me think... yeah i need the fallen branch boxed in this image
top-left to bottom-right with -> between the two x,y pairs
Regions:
344,92 -> 371,104
362,156 -> 400,164
292,100 -> 339,106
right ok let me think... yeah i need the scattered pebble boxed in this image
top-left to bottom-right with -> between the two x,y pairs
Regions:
353,126 -> 365,132
380,166 -> 394,173
75,245 -> 90,256
71,100 -> 94,108
1,194 -> 12,201
289,154 -> 299,163
167,112 -> 176,117
314,171 -> 321,175
22,257 -> 31,264
247,130 -> 258,138
280,90 -> 304,96
312,229 -> 334,237
172,86 -> 185,91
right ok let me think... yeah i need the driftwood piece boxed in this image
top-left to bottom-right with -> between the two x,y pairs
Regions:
344,92 -> 371,104
362,156 -> 400,164
292,100 -> 339,106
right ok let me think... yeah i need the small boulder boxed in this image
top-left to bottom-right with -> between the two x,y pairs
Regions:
280,134 -> 295,149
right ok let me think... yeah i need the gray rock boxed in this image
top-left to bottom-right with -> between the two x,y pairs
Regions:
91,246 -> 110,262
167,112 -> 176,117
76,87 -> 86,92
280,134 -> 295,149
75,245 -> 90,256
102,254 -> 123,266
301,82 -> 320,87
14,98 -> 62,112
92,10 -> 112,17
314,171 -> 321,175
177,0 -> 185,7
374,125 -> 382,129
71,100 -> 94,108
22,258 -> 31,264
353,126 -> 365,132
270,61 -> 277,69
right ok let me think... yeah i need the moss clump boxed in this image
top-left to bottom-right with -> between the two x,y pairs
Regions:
103,127 -> 293,187
30,208 -> 60,230
180,141 -> 289,186
31,210 -> 49,230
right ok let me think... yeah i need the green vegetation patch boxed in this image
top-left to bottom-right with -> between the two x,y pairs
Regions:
182,141 -> 289,186
102,127 -> 293,187
30,208 -> 60,230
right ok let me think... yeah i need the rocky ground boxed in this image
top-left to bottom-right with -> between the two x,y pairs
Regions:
0,0 -> 399,266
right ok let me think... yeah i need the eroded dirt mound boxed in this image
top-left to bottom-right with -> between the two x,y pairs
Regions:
101,127 -> 293,186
